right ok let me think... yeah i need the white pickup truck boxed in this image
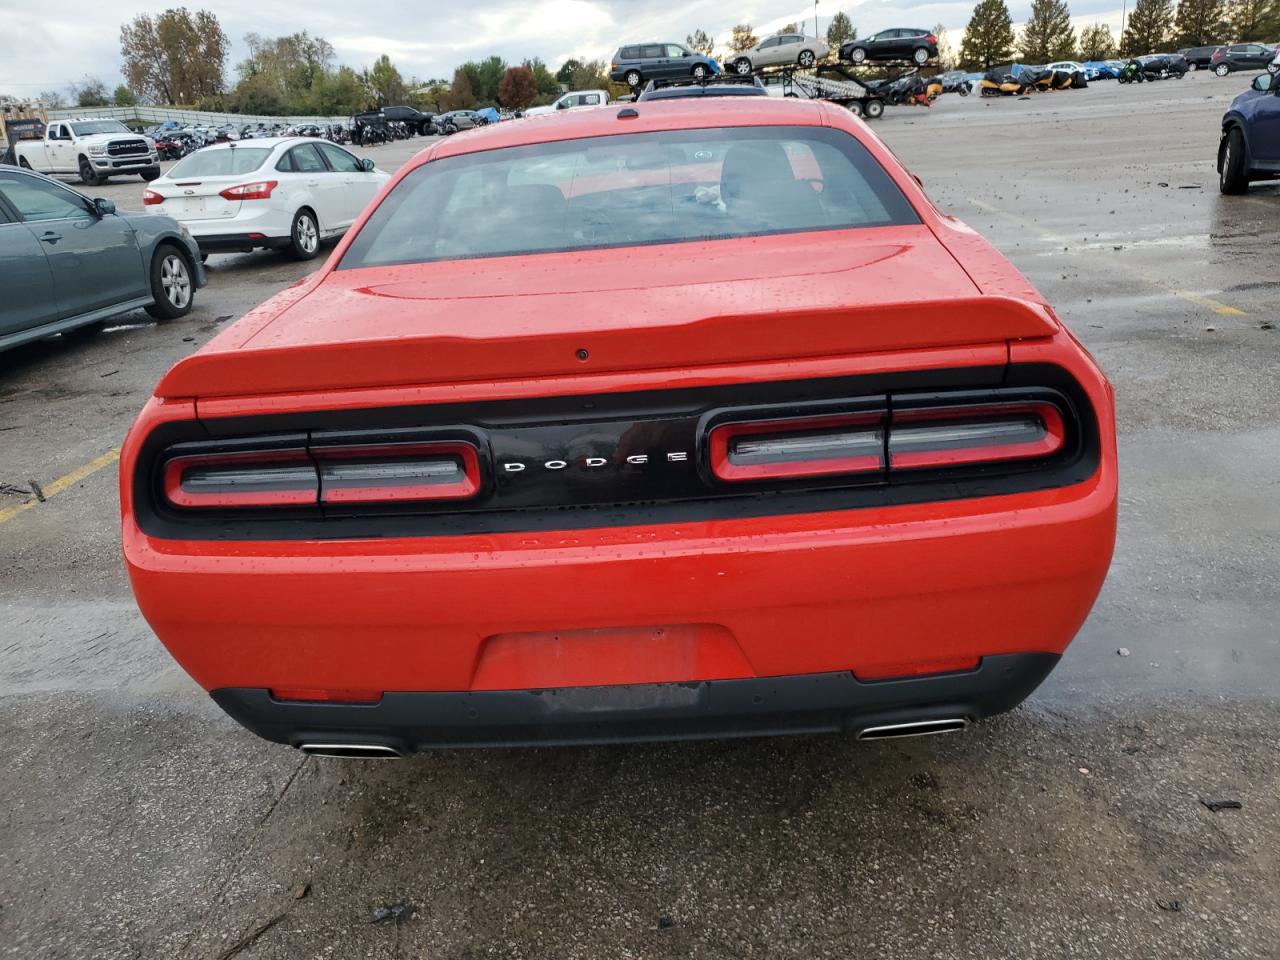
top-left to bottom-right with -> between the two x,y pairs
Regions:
15,118 -> 160,185
523,90 -> 611,117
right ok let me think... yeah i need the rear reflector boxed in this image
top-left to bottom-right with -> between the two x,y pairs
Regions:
163,450 -> 316,509
314,441 -> 481,504
271,688 -> 383,704
888,402 -> 1065,471
708,412 -> 885,482
854,656 -> 981,681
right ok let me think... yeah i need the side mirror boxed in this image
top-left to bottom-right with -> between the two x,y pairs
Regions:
683,50 -> 691,57
556,100 -> 570,109
360,158 -> 375,172
1252,73 -> 1273,92
93,198 -> 116,216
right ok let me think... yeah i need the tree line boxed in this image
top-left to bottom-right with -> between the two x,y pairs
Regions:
22,2 -> 1280,112
961,0 -> 1278,70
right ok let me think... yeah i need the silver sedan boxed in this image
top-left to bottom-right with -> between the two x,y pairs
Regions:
732,33 -> 830,74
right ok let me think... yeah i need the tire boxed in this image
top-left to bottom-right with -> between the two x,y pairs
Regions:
850,47 -> 867,64
625,70 -> 642,88
287,208 -> 320,261
1188,62 -> 1198,71
141,167 -> 161,182
798,49 -> 816,68
913,47 -> 930,65
1219,127 -> 1249,195
1215,63 -> 1230,76
959,84 -> 970,96
863,98 -> 885,119
733,58 -> 752,75
144,245 -> 194,320
78,156 -> 102,186
692,64 -> 709,79
847,101 -> 863,117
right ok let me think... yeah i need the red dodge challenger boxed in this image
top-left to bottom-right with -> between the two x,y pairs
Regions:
121,97 -> 1116,755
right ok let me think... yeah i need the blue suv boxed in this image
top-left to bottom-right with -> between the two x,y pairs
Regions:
1219,72 -> 1280,193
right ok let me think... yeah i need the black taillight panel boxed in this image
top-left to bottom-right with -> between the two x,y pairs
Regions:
133,364 -> 1099,540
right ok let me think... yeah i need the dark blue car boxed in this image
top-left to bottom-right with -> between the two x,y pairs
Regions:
1219,72 -> 1280,193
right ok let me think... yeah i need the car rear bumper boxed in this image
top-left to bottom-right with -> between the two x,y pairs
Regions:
211,652 -> 1060,750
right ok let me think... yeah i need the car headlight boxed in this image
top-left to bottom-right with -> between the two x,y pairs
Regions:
88,144 -> 107,156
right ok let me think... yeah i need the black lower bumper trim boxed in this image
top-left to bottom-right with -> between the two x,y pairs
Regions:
194,234 -> 290,252
211,652 -> 1060,750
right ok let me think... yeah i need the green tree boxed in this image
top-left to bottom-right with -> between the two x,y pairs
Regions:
729,24 -> 759,52
112,85 -> 138,106
959,0 -> 1018,68
826,12 -> 857,48
523,57 -> 561,101
774,23 -> 800,35
310,66 -> 369,115
443,67 -> 477,110
120,8 -> 227,104
1020,0 -> 1077,61
1078,23 -> 1118,59
1120,0 -> 1174,54
498,66 -> 538,109
233,32 -> 336,113
1172,0 -> 1229,44
365,54 -> 407,105
556,58 -> 583,84
686,29 -> 715,55
73,76 -> 111,107
1226,0 -> 1280,40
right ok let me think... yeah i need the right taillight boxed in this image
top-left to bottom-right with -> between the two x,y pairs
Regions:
888,401 -> 1065,471
219,180 -> 278,201
142,189 -> 164,205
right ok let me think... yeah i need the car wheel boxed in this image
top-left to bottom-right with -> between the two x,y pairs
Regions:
1219,127 -> 1249,195
141,167 -> 161,182
1214,63 -> 1230,76
625,70 -> 642,87
692,64 -> 709,79
913,47 -> 930,65
798,50 -> 816,68
734,58 -> 752,75
1188,62 -> 1197,71
78,156 -> 102,186
287,209 -> 320,261
144,245 -> 194,320
863,98 -> 885,119
850,47 -> 867,64
846,101 -> 863,117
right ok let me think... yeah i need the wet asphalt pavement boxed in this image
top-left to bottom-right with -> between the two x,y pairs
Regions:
1,76 -> 1278,958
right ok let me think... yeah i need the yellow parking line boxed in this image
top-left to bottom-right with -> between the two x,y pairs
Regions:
966,197 -> 1247,317
0,447 -> 120,525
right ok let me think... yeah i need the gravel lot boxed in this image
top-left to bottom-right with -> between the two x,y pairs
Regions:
2,76 -> 1278,959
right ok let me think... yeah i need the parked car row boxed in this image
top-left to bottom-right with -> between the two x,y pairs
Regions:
1179,43 -> 1277,75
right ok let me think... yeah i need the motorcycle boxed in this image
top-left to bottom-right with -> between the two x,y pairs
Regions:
1118,60 -> 1143,83
980,69 -> 1030,96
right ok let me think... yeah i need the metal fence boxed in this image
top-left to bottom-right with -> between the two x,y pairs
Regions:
45,105 -> 352,127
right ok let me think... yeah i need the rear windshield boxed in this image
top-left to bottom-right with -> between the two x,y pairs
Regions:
340,126 -> 918,269
166,147 -> 271,178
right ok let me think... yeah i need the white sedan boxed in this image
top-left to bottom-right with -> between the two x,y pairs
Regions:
731,33 -> 830,74
143,137 -> 391,259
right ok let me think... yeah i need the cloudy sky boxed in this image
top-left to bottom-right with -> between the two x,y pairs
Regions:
1,0 -> 1130,97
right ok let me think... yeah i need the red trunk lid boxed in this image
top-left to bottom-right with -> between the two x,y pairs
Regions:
156,226 -> 1056,399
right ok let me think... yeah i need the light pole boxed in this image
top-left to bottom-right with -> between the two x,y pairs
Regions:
814,0 -> 819,38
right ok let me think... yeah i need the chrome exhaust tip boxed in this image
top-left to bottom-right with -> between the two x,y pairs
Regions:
297,742 -> 403,759
857,717 -> 970,741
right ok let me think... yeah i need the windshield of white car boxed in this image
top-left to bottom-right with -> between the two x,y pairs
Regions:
165,148 -> 272,178
70,121 -> 132,136
340,126 -> 919,268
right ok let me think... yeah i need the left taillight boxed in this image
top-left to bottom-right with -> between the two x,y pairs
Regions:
313,441 -> 481,505
142,189 -> 164,206
163,449 -> 317,509
219,179 -> 278,201
159,439 -> 484,511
